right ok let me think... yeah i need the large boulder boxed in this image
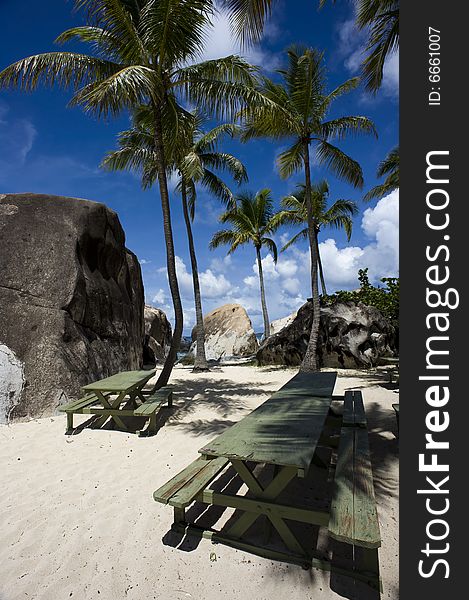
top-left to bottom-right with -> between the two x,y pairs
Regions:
257,300 -> 396,368
143,305 -> 172,364
190,303 -> 259,360
270,310 -> 298,336
0,193 -> 145,422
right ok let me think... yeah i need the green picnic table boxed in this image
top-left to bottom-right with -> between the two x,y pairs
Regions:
154,371 -> 381,590
60,369 -> 156,433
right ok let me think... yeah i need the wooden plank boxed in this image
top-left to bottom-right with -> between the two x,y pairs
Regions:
134,399 -> 164,416
329,427 -> 355,544
80,408 -> 136,416
134,388 -> 172,416
342,391 -> 355,426
59,391 -> 116,413
329,427 -> 380,549
59,395 -> 98,413
353,391 -> 367,428
198,371 -> 337,472
153,457 -> 227,506
169,457 -> 229,508
353,428 -> 380,548
82,369 -> 156,393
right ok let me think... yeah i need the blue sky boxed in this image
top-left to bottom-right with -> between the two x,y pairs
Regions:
0,0 -> 399,333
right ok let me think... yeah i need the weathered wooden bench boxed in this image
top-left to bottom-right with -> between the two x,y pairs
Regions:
153,455 -> 229,526
152,377 -> 381,590
329,390 -> 381,588
134,385 -> 174,436
59,392 -> 113,434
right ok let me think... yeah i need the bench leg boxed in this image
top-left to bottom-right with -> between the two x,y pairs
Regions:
148,413 -> 158,436
168,391 -> 173,408
65,412 -> 74,435
172,507 -> 186,532
358,547 -> 381,591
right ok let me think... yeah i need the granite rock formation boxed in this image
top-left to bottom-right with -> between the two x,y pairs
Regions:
0,193 -> 145,421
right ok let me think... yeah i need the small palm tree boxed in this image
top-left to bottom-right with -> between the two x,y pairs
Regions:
278,181 -> 358,296
0,0 -> 272,386
241,46 -> 376,371
210,189 -> 280,340
103,109 -> 247,371
364,146 -> 399,201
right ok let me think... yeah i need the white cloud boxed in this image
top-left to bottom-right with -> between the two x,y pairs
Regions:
209,254 -> 232,272
381,51 -> 399,98
290,189 -> 399,290
152,289 -> 167,305
0,113 -> 37,169
165,256 -> 235,300
198,7 -> 280,71
200,268 -> 234,298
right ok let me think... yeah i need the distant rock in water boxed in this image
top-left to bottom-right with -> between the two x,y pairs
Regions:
143,305 -> 172,365
0,193 -> 145,422
257,300 -> 396,368
190,303 -> 259,360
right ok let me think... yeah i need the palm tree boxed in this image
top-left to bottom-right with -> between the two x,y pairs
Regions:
320,0 -> 399,92
210,189 -> 280,340
241,46 -> 376,371
0,0 -> 272,386
102,108 -> 248,371
278,181 -> 358,296
364,145 -> 399,201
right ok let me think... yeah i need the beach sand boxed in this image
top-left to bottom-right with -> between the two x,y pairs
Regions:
0,365 -> 399,600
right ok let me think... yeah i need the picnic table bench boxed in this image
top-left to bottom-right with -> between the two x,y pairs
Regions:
59,369 -> 172,435
154,372 -> 381,590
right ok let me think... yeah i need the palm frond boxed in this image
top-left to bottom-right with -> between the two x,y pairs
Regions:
0,52 -> 119,91
74,0 -> 147,63
319,77 -> 360,114
277,140 -> 304,179
320,116 -> 377,141
193,123 -> 241,153
377,145 -> 399,177
261,237 -> 278,263
200,152 -> 248,184
281,228 -> 308,251
359,2 -> 399,92
70,64 -> 157,116
316,141 -> 364,188
55,26 -> 123,60
141,0 -> 213,67
220,0 -> 274,46
201,170 -> 234,206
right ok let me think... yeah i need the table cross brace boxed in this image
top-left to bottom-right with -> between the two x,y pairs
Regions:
225,460 -> 305,556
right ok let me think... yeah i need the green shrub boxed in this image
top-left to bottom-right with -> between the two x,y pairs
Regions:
321,268 -> 399,328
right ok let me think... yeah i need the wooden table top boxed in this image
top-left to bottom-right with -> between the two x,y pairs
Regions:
199,371 -> 337,476
82,369 -> 156,393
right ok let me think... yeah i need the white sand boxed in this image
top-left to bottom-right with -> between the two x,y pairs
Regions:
0,365 -> 399,600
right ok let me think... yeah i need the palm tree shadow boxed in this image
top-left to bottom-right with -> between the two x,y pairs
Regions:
165,376 -> 278,437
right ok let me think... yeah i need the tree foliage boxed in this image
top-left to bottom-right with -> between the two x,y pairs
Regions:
322,268 -> 399,327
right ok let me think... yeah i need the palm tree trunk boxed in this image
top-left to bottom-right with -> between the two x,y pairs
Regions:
153,105 -> 184,387
181,179 -> 210,372
316,234 -> 327,296
301,142 -> 320,372
256,245 -> 270,340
